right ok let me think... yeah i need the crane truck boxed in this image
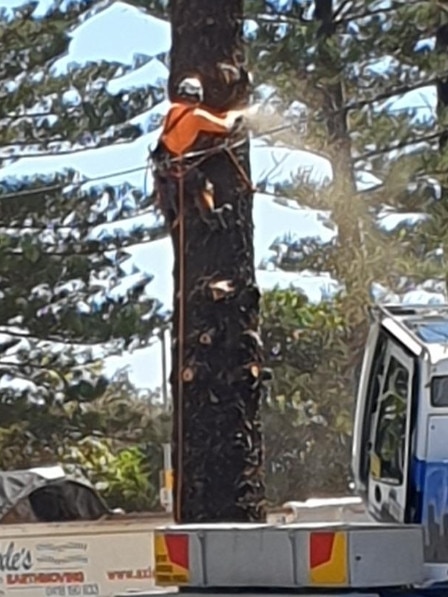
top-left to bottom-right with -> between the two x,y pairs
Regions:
147,303 -> 448,597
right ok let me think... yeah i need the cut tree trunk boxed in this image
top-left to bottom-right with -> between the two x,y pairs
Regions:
166,0 -> 266,523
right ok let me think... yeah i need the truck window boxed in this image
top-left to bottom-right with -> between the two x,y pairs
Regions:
359,332 -> 388,484
431,376 -> 448,406
374,356 -> 409,484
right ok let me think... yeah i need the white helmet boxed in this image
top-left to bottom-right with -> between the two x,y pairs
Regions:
177,77 -> 204,102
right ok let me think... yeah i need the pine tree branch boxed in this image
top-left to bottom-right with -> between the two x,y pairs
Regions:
0,358 -> 102,379
353,130 -> 441,162
332,0 -> 354,21
336,3 -> 409,25
245,3 -> 405,28
345,74 -> 446,113
0,137 -> 66,147
1,112 -> 62,122
0,137 -> 140,159
0,327 -> 126,349
2,235 -> 158,257
0,205 -> 158,230
244,12 -> 312,25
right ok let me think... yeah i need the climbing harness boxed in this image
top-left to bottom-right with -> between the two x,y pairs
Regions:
150,136 -> 255,232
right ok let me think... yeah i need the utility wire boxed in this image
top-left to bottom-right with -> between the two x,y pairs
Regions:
0,102 -> 436,205
0,122 -> 290,163
0,164 -> 150,200
0,136 -> 140,160
0,123 -> 293,202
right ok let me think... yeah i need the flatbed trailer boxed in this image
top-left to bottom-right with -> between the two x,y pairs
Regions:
146,521 -> 448,597
127,305 -> 448,597
0,515 -> 172,597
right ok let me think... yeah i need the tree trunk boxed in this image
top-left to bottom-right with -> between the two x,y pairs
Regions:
314,0 -> 369,380
315,0 -> 358,242
437,24 -> 448,151
166,0 -> 266,523
314,0 -> 363,279
436,23 -> 448,290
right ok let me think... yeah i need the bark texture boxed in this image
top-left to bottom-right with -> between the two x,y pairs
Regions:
437,25 -> 448,151
169,1 -> 249,111
314,0 -> 360,250
167,0 -> 266,523
436,24 -> 448,288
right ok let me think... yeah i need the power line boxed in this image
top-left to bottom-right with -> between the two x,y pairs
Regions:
0,164 -> 150,200
0,123 -> 293,202
0,136 -> 140,160
0,121 -> 290,164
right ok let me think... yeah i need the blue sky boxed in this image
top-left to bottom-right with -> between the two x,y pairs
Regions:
0,0 -> 443,391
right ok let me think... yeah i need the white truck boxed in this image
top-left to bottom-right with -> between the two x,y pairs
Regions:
146,304 -> 448,597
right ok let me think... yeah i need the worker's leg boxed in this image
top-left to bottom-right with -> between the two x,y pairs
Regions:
157,175 -> 180,229
151,146 -> 182,229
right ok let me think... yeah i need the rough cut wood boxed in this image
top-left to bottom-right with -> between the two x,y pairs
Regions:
165,0 -> 266,523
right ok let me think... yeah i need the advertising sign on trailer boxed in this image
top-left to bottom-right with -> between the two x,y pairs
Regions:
0,524 -> 156,597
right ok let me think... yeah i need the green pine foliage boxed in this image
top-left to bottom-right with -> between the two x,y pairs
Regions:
0,0 -> 168,508
246,0 -> 448,502
261,290 -> 353,502
0,2 -> 165,404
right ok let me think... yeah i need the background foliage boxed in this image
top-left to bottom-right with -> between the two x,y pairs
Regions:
262,291 -> 354,503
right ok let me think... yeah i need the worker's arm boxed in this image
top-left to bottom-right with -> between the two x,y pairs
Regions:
193,107 -> 244,135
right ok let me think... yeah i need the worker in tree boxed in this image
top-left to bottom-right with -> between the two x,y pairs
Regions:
151,77 -> 244,229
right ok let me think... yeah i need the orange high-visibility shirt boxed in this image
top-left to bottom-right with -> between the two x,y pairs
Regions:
160,102 -> 230,157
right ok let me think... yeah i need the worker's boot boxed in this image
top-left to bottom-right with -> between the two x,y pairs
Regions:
198,200 -> 233,230
211,203 -> 233,229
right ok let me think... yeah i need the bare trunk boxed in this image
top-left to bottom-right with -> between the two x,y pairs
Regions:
166,0 -> 266,523
314,0 -> 363,287
315,0 -> 360,246
437,24 -> 448,151
436,24 -> 448,291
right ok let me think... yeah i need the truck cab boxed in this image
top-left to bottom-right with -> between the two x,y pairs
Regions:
352,304 -> 448,582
